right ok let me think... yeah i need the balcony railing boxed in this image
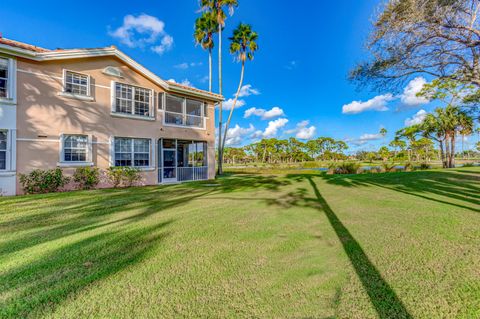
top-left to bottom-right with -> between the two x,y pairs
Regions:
164,111 -> 204,128
177,166 -> 208,182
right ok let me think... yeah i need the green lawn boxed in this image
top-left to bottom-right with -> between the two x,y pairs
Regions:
1,168 -> 479,318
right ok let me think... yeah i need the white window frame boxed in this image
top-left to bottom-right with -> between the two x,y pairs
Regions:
111,81 -> 154,120
62,69 -> 91,97
0,130 -> 7,171
163,94 -> 206,130
0,57 -> 16,104
58,134 -> 93,167
112,137 -> 152,169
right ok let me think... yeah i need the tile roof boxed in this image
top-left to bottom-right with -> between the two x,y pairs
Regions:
0,37 -> 222,100
0,37 -> 50,53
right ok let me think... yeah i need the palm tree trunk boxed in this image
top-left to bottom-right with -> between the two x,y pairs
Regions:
221,61 -> 245,155
445,133 -> 451,168
217,24 -> 223,175
439,140 -> 446,168
208,47 -> 212,92
451,134 -> 456,168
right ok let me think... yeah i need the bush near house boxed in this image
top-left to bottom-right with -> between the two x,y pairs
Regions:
107,167 -> 142,188
19,168 -> 70,194
73,167 -> 100,190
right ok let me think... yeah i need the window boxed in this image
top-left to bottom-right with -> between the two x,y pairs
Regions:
114,83 -> 152,117
164,95 -> 205,128
0,59 -> 8,99
0,131 -> 6,170
114,137 -> 150,167
63,135 -> 88,162
64,71 -> 89,96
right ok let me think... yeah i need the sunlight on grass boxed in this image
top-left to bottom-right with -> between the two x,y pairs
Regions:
0,168 -> 479,318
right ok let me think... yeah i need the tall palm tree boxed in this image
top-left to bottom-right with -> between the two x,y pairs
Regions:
194,11 -> 218,92
221,23 -> 258,156
201,0 -> 238,175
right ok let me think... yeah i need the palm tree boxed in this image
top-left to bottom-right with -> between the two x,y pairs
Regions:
194,11 -> 218,92
201,0 -> 238,175
221,23 -> 258,156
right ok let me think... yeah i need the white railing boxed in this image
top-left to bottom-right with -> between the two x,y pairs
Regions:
177,166 -> 208,182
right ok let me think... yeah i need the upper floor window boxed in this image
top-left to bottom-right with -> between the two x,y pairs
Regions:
0,58 -> 15,101
114,83 -> 152,117
164,94 -> 206,128
0,131 -> 6,170
64,70 -> 90,96
114,137 -> 150,167
0,59 -> 8,99
63,135 -> 88,162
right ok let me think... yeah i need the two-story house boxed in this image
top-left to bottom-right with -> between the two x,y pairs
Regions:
0,37 -> 223,196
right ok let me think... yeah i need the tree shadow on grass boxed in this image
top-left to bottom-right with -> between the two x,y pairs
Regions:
317,169 -> 480,213
0,221 -> 172,318
0,174 -> 291,260
274,174 -> 412,319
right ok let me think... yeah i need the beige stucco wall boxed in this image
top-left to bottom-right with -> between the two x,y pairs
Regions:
15,56 -> 216,193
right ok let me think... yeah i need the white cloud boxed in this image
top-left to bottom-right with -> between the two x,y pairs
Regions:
238,84 -> 260,97
167,78 -> 194,87
347,133 -> 384,146
222,98 -> 246,111
151,34 -> 173,55
405,109 -> 427,126
263,118 -> 289,137
285,60 -> 298,70
289,120 -> 316,139
174,62 -> 189,69
400,77 -> 429,106
244,106 -> 285,120
342,94 -> 394,114
109,14 -> 173,55
224,124 -> 255,146
174,62 -> 203,69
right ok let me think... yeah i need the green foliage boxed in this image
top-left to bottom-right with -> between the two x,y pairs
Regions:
19,168 -> 70,194
417,163 -> 431,170
381,162 -> 396,172
331,162 -> 361,175
73,167 -> 100,190
107,167 -> 142,188
462,162 -> 475,167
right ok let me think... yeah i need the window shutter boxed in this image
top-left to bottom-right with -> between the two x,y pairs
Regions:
158,92 -> 164,110
109,136 -> 114,167
87,135 -> 93,163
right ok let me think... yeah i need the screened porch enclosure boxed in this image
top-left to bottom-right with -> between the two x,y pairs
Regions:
158,139 -> 208,183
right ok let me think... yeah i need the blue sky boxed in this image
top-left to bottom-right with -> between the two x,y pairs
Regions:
2,0 -> 463,151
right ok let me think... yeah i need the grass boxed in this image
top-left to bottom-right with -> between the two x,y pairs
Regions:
1,167 -> 479,318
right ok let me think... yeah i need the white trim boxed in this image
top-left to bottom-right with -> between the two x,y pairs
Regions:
57,161 -> 94,167
111,81 -> 154,118
57,92 -> 95,101
163,94 -> 206,130
0,171 -> 16,177
59,134 -> 91,164
0,42 -> 223,102
110,112 -> 156,121
17,138 -> 60,142
0,57 -> 17,104
18,68 -> 111,90
62,69 -> 92,97
111,136 -> 153,170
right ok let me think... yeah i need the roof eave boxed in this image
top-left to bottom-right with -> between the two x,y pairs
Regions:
0,45 -> 223,102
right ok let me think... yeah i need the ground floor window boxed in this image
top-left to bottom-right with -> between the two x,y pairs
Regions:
114,137 -> 150,167
63,135 -> 88,162
0,130 -> 6,170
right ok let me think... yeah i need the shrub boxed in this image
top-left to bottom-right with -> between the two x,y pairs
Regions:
107,167 -> 142,188
19,168 -> 70,194
382,163 -> 396,172
333,162 -> 360,174
122,167 -> 142,187
73,166 -> 100,190
416,163 -> 431,170
462,162 -> 475,167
